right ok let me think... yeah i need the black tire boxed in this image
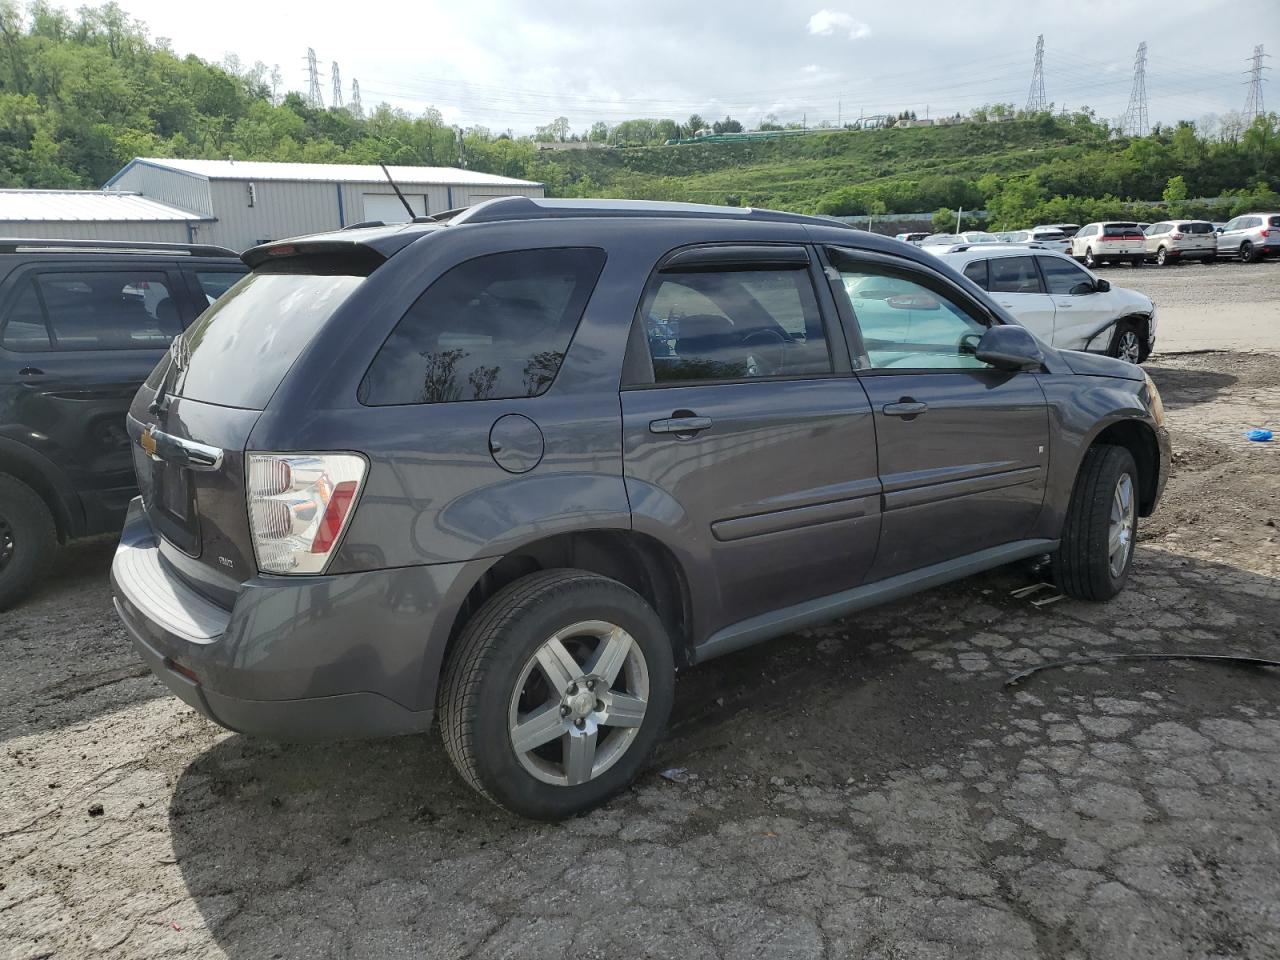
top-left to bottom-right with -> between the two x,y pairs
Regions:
0,473 -> 58,611
439,569 -> 675,820
1107,319 -> 1146,364
1130,256 -> 1143,267
1239,241 -> 1257,264
1054,445 -> 1139,601
1156,247 -> 1168,266
1201,255 -> 1215,265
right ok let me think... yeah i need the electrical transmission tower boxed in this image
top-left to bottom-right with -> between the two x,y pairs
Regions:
1122,42 -> 1149,137
351,79 -> 363,119
1243,44 -> 1269,123
1026,35 -> 1047,113
305,48 -> 324,109
331,62 -> 343,110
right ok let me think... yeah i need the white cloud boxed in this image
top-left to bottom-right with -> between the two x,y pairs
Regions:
807,10 -> 871,40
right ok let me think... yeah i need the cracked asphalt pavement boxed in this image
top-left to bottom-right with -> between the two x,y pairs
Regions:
3,294 -> 1279,957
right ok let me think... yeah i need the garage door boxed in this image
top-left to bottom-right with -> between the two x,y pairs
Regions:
362,193 -> 426,223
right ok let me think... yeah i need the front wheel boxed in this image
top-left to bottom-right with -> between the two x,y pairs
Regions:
1155,247 -> 1169,266
439,569 -> 675,820
1239,241 -> 1257,264
1054,445 -> 1139,601
1108,320 -> 1145,364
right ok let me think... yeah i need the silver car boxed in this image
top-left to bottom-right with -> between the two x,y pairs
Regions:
1144,220 -> 1217,266
1215,212 -> 1280,263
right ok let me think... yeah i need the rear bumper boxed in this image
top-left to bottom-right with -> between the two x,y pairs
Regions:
111,498 -> 491,741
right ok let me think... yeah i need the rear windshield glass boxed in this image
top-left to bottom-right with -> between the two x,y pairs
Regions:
1179,222 -> 1215,234
1102,223 -> 1141,237
1269,216 -> 1280,228
169,269 -> 364,409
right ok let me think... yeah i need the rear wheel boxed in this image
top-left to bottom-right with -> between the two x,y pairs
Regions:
1054,445 -> 1139,601
1239,241 -> 1257,263
439,569 -> 675,820
1201,254 -> 1215,265
0,474 -> 57,611
1108,320 -> 1145,364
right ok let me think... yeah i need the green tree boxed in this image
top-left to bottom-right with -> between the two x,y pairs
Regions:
1162,174 -> 1189,216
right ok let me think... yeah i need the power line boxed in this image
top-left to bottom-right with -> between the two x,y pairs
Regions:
331,61 -> 344,110
305,48 -> 324,110
1243,44 -> 1269,123
1122,41 -> 1149,136
1026,35 -> 1047,113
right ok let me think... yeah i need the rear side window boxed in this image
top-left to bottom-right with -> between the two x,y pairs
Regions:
988,257 -> 1043,294
360,248 -> 605,406
961,260 -> 989,288
171,270 -> 365,409
2,270 -> 180,352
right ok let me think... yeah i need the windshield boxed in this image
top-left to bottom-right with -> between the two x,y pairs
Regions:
167,270 -> 365,409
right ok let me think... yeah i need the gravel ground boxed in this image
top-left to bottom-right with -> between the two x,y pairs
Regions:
2,350 -> 1279,954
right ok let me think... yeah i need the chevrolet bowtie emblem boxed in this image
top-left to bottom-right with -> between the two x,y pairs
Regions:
140,425 -> 158,458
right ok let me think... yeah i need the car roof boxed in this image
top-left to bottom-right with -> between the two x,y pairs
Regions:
244,196 -> 856,268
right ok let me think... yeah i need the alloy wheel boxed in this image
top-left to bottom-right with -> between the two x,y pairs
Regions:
1117,330 -> 1142,364
1108,473 -> 1136,578
1239,242 -> 1253,263
1156,247 -> 1167,266
508,620 -> 650,787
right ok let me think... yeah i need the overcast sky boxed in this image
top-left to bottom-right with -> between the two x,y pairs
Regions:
114,0 -> 1275,132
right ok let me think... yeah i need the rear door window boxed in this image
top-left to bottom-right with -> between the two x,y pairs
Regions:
961,260 -> 989,289
4,270 -> 181,352
988,257 -> 1043,294
638,268 -> 832,384
172,268 -> 365,409
360,248 -> 606,405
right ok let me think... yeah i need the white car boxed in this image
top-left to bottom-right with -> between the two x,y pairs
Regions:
940,246 -> 1156,364
920,233 -> 965,248
894,232 -> 929,245
1069,222 -> 1147,268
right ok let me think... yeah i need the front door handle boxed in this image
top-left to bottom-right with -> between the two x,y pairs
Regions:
882,400 -> 928,420
17,366 -> 44,377
649,415 -> 713,437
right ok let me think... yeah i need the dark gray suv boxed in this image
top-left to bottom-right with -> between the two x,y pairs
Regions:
111,198 -> 1169,819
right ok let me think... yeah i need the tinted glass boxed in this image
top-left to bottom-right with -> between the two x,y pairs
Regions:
195,271 -> 245,305
1179,222 -> 1215,234
1101,223 -> 1140,237
1,280 -> 51,352
361,248 -> 605,405
835,266 -> 990,370
1269,216 -> 1280,228
173,271 -> 364,409
1039,257 -> 1096,295
988,257 -> 1042,294
642,269 -> 831,383
962,260 -> 989,288
24,271 -> 179,351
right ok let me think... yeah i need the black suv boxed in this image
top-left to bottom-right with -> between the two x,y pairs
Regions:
0,238 -> 245,607
111,199 -> 1168,819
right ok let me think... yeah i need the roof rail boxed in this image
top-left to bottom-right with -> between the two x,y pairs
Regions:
0,237 -> 238,258
448,196 -> 853,229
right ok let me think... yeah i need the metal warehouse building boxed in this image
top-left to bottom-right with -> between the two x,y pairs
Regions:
103,158 -> 545,251
0,189 -> 212,244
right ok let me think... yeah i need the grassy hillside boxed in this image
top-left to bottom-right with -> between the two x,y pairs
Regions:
1,2 -> 1276,229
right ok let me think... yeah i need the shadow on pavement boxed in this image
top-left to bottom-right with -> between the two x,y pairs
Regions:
166,548 -> 1279,958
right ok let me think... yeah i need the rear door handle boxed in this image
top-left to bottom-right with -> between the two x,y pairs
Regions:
882,400 -> 928,419
649,416 -> 713,436
18,367 -> 44,377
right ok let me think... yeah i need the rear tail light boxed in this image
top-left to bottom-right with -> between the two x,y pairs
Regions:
247,453 -> 366,574
1171,233 -> 1183,240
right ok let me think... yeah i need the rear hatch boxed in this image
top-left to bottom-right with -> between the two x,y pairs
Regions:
129,258 -> 373,605
1099,223 -> 1145,253
1172,221 -> 1216,251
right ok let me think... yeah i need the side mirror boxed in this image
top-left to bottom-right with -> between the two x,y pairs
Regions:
974,324 -> 1044,372
1094,278 -> 1111,293
1215,227 -> 1224,234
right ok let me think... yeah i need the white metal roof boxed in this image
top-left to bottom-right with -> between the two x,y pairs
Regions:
117,158 -> 541,187
0,189 -> 209,222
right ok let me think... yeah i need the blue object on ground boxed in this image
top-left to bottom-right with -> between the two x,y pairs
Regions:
1245,429 -> 1273,442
